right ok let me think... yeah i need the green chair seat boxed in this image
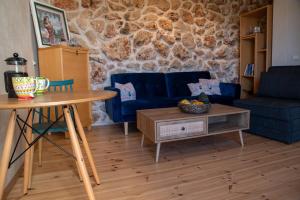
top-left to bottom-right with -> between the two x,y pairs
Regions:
32,121 -> 68,134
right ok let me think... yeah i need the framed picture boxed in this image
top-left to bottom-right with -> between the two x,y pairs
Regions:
30,0 -> 69,48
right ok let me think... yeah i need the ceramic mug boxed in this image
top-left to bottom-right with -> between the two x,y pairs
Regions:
12,76 -> 38,100
35,77 -> 50,95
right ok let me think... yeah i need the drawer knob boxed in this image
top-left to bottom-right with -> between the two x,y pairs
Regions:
181,127 -> 186,131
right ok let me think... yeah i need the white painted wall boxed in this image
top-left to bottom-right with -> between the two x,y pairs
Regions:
272,0 -> 300,66
0,0 -> 36,188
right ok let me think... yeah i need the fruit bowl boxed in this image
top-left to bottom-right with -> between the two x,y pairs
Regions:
178,93 -> 211,114
178,102 -> 211,114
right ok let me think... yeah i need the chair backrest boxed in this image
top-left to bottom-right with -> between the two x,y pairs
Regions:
36,79 -> 74,124
48,79 -> 74,92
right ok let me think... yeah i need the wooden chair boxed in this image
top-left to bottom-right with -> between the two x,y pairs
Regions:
32,79 -> 74,166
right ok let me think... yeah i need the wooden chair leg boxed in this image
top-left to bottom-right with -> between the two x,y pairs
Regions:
24,110 -> 33,194
38,138 -> 43,167
0,111 -> 16,199
63,107 -> 95,200
72,105 -> 100,185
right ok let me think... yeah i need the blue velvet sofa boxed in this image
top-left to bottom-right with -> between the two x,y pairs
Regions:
104,71 -> 240,134
234,66 -> 300,144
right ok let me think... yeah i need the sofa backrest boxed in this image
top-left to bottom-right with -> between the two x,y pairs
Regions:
111,73 -> 167,99
268,66 -> 300,73
164,71 -> 211,97
258,66 -> 300,100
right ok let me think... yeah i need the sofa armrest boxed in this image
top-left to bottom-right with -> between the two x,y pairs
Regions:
219,83 -> 241,99
104,86 -> 123,122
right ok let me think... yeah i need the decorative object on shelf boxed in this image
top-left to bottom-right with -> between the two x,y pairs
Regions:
12,76 -> 38,100
253,26 -> 261,33
35,77 -> 50,95
244,64 -> 254,76
178,93 -> 211,114
30,0 -> 69,48
4,53 -> 28,98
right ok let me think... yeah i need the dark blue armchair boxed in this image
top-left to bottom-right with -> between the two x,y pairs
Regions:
234,66 -> 300,144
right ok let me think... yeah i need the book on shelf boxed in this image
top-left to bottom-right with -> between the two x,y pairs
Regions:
244,64 -> 254,76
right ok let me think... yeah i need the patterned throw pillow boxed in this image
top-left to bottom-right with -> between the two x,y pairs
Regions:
198,79 -> 221,95
115,82 -> 136,102
187,82 -> 202,96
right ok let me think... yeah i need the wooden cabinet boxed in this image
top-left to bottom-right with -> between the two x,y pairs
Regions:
240,5 -> 273,98
38,45 -> 92,128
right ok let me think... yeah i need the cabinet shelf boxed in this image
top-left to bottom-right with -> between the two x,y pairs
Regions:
239,5 -> 272,99
240,34 -> 255,40
257,49 -> 267,53
242,75 -> 254,79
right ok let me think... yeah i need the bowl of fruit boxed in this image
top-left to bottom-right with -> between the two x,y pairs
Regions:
178,93 -> 211,114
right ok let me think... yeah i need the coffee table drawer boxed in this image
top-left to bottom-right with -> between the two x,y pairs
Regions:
156,119 -> 207,141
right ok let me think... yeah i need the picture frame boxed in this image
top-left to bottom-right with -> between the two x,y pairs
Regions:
30,0 -> 70,48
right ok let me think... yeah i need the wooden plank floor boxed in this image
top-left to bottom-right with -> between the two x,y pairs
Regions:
6,124 -> 300,200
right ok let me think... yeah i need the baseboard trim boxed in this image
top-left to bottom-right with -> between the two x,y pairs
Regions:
3,164 -> 23,200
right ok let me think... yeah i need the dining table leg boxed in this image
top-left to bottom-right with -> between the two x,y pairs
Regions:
70,142 -> 83,182
71,105 -> 100,185
63,107 -> 96,200
28,136 -> 34,189
0,110 -> 17,199
24,109 -> 33,194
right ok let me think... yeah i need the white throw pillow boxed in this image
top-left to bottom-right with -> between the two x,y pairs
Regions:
115,82 -> 136,102
187,82 -> 202,96
198,79 -> 221,95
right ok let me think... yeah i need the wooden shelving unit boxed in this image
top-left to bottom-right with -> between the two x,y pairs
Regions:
240,5 -> 273,98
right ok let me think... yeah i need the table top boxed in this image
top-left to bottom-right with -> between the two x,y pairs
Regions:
0,90 -> 116,110
137,104 -> 250,122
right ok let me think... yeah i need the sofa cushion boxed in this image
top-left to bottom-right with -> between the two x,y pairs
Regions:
115,82 -> 136,102
258,70 -> 300,100
209,95 -> 236,105
198,79 -> 221,95
257,72 -> 282,98
121,98 -> 177,115
234,97 -> 300,121
165,71 -> 211,97
268,66 -> 300,73
111,73 -> 167,99
248,115 -> 300,144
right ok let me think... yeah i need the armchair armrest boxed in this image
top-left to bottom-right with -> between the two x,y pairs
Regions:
104,86 -> 123,122
219,83 -> 241,99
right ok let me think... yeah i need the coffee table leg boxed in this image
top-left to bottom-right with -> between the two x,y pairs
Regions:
0,110 -> 16,199
155,143 -> 161,163
239,130 -> 244,147
141,134 -> 145,147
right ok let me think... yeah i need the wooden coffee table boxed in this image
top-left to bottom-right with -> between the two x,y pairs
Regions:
137,104 -> 250,162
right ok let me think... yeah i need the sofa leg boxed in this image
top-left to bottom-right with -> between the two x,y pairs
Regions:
124,122 -> 128,136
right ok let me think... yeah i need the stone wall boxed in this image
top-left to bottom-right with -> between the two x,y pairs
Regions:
46,0 -> 270,125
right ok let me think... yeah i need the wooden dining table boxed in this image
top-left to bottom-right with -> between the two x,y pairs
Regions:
0,90 -> 116,200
